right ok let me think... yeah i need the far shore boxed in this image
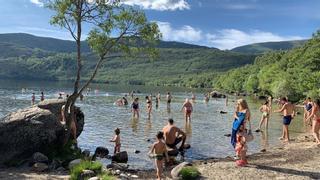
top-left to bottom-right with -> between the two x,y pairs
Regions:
1,133 -> 319,179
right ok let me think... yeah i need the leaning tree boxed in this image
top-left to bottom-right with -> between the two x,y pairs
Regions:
46,0 -> 161,142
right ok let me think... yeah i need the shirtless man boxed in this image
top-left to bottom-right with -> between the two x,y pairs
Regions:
274,97 -> 295,142
162,119 -> 186,151
181,98 -> 193,122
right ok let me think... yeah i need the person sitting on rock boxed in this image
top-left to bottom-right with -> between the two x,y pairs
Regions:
110,128 -> 121,154
162,118 -> 186,151
149,131 -> 169,180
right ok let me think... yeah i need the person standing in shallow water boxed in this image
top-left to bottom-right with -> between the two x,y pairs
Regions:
31,93 -> 35,105
40,91 -> 44,101
131,97 -> 139,118
256,100 -> 271,132
146,95 -> 152,119
305,99 -> 320,145
274,97 -> 295,142
181,98 -> 193,122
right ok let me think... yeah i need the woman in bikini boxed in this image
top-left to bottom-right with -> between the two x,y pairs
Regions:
303,97 -> 313,125
256,100 -> 270,132
149,131 -> 169,180
305,99 -> 320,145
146,95 -> 152,118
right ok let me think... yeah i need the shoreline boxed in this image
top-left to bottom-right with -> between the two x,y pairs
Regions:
0,133 -> 319,179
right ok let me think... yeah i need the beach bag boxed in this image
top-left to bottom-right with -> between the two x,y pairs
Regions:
246,120 -> 254,142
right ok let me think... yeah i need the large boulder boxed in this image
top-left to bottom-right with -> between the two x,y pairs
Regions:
112,151 -> 128,163
210,91 -> 226,98
0,99 -> 84,166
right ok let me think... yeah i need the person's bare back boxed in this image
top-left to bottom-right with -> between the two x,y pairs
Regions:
282,102 -> 295,116
162,125 -> 178,145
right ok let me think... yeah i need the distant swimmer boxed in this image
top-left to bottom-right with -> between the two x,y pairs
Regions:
31,93 -> 35,105
40,91 -> 44,101
58,93 -> 63,99
204,93 -> 209,103
131,97 -> 140,118
181,98 -> 193,122
115,98 -> 124,106
274,97 -> 295,142
123,96 -> 128,106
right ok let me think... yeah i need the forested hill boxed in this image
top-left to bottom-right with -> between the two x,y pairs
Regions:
0,33 -> 255,88
214,31 -> 320,102
0,33 -> 211,53
231,40 -> 307,54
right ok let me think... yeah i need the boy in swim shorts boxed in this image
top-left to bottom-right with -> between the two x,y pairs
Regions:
149,131 -> 169,180
274,97 -> 295,142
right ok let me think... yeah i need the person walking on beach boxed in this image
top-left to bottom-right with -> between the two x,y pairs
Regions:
131,97 -> 140,118
40,91 -> 44,101
181,98 -> 193,122
156,92 -> 161,108
231,99 -> 251,166
162,118 -> 186,151
256,100 -> 271,132
146,95 -> 152,119
31,93 -> 35,105
274,97 -> 295,142
149,131 -> 169,180
110,128 -> 121,154
305,99 -> 320,145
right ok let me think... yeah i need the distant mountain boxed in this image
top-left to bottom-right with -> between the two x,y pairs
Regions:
231,40 -> 307,54
0,33 -> 255,88
0,33 -> 210,54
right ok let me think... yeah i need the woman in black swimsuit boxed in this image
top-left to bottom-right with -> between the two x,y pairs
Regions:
131,97 -> 139,118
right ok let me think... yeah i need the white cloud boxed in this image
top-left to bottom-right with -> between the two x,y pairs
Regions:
224,4 -> 257,10
156,21 -> 202,42
122,0 -> 189,11
30,0 -> 44,7
206,29 -> 304,50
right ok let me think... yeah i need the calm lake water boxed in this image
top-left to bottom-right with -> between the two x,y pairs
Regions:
0,80 -> 306,170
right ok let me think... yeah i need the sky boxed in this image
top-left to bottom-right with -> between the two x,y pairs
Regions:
0,0 -> 319,49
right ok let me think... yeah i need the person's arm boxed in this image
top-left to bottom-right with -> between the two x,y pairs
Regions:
181,103 -> 185,112
292,104 -> 296,117
148,144 -> 155,155
177,128 -> 186,137
110,135 -> 116,142
274,104 -> 286,113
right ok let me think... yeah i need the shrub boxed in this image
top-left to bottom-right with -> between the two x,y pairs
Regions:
180,166 -> 201,180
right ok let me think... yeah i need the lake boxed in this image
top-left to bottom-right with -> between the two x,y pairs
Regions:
0,80 -> 306,170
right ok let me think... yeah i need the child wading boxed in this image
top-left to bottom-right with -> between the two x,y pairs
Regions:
149,131 -> 169,180
110,128 -> 121,154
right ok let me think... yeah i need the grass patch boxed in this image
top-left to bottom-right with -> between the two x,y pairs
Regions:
70,160 -> 116,180
70,160 -> 103,180
180,166 -> 201,180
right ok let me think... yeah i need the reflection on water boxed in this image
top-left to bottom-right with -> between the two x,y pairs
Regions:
0,80 -> 306,170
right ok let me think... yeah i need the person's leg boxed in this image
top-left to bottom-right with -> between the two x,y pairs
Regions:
137,110 -> 139,118
312,121 -> 320,143
258,116 -> 265,130
114,146 -> 116,154
265,116 -> 269,129
284,125 -> 289,141
156,159 -> 163,180
279,125 -> 285,140
179,135 -> 186,151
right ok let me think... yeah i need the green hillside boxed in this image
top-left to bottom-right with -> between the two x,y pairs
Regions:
0,33 -> 255,88
231,40 -> 307,54
215,30 -> 320,101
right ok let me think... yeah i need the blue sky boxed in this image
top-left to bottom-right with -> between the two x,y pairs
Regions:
0,0 -> 319,49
